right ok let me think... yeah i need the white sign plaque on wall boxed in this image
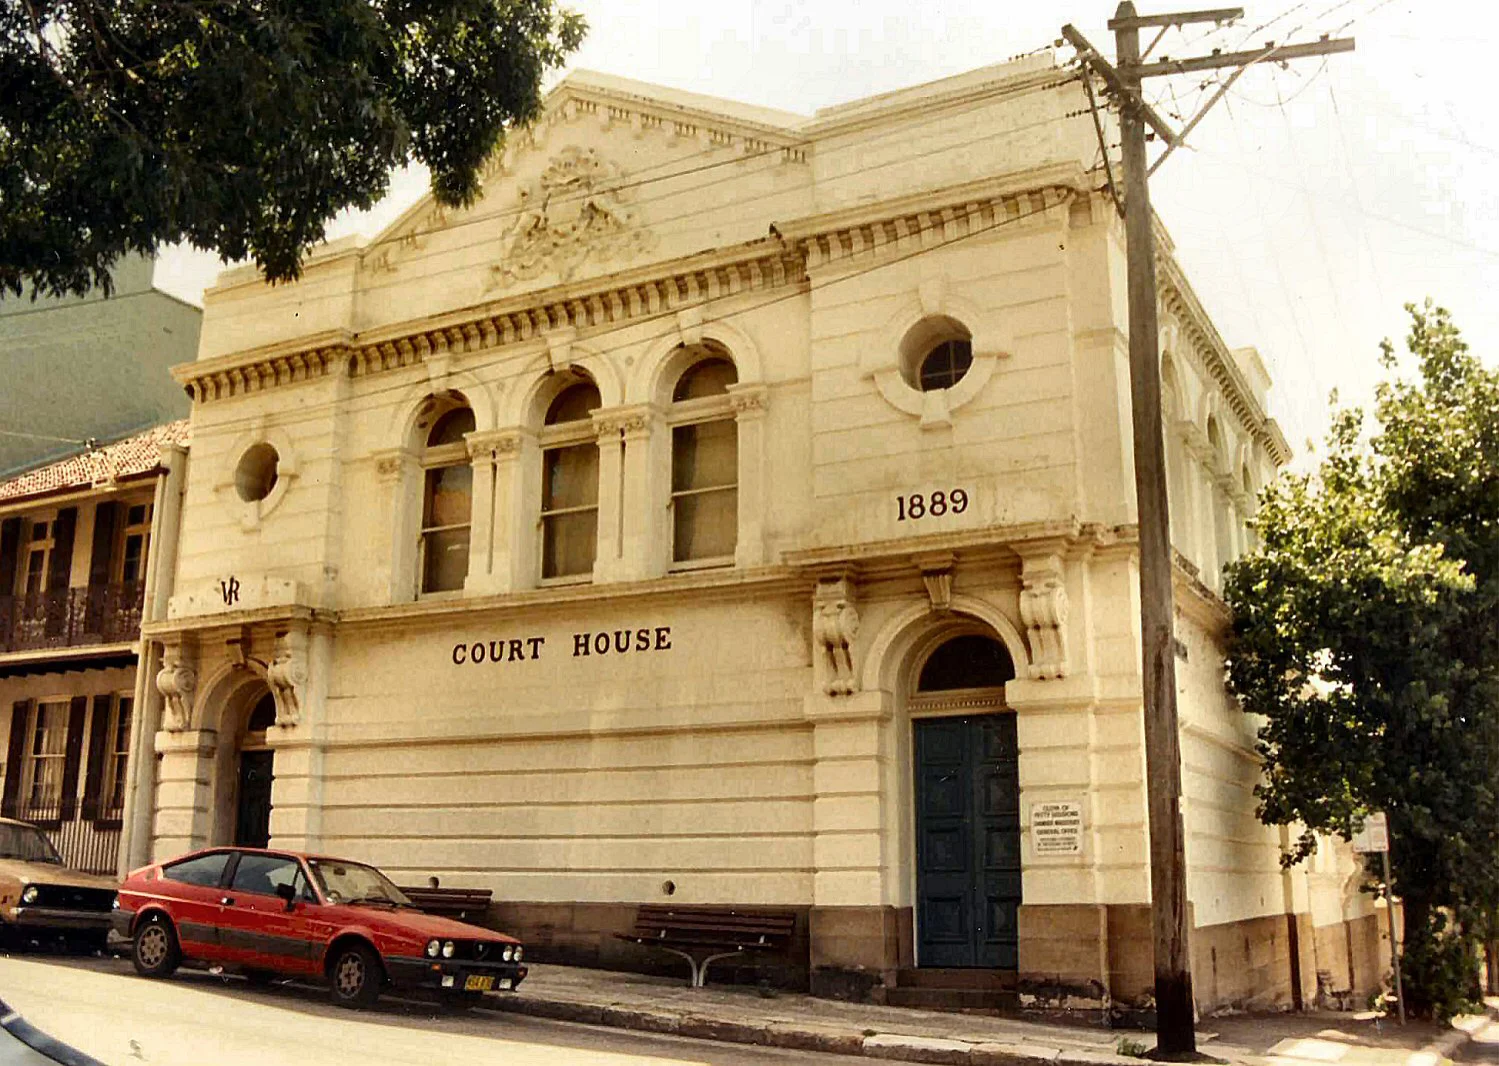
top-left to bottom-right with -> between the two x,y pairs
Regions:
1031,800 -> 1084,856
1350,811 -> 1389,853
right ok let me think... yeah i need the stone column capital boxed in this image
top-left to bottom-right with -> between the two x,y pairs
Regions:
467,427 -> 529,459
592,403 -> 657,439
371,447 -> 416,483
727,383 -> 768,418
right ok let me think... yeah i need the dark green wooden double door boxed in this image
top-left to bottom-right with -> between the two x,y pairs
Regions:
914,714 -> 1021,969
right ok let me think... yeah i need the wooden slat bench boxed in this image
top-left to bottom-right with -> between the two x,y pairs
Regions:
396,886 -> 494,922
615,905 -> 796,987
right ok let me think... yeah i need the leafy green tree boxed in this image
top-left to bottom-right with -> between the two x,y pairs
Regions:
1224,303 -> 1499,1018
0,0 -> 585,298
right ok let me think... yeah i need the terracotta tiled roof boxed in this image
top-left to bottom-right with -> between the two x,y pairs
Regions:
0,420 -> 190,503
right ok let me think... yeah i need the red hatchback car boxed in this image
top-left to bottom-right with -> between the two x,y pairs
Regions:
113,847 -> 526,1009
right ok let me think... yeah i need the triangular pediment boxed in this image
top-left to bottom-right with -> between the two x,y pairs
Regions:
357,72 -> 812,320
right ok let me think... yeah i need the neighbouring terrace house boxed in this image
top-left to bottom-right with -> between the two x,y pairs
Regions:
0,422 -> 189,874
126,58 -> 1388,1015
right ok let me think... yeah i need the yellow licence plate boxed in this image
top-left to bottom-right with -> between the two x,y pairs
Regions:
464,975 -> 495,992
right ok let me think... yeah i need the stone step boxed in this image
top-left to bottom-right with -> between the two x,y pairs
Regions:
894,968 -> 1017,990
883,986 -> 1021,1012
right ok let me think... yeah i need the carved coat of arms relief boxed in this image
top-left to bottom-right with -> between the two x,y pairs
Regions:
486,146 -> 657,292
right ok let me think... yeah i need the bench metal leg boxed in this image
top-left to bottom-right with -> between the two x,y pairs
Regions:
656,947 -> 705,987
694,950 -> 745,988
654,947 -> 745,987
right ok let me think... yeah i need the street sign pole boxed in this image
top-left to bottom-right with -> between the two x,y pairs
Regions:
1352,812 -> 1403,1024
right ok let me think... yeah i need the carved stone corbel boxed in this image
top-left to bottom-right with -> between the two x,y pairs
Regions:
676,306 -> 704,347
913,551 -> 955,613
1018,550 -> 1070,680
812,575 -> 861,696
156,642 -> 198,732
266,625 -> 309,727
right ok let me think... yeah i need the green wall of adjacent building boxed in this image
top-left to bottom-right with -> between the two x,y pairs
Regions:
1,255 -> 201,475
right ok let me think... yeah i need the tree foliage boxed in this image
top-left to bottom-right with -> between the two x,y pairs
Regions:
1224,303 -> 1499,1017
0,0 -> 585,297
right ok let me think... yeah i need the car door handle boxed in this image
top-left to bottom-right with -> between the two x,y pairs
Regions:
220,897 -> 235,906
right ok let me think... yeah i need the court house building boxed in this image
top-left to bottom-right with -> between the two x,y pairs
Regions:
130,58 -> 1387,1014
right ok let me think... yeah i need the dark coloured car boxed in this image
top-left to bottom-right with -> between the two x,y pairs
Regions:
0,818 -> 117,952
113,846 -> 525,1009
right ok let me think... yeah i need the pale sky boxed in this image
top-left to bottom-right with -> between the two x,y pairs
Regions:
155,0 -> 1495,466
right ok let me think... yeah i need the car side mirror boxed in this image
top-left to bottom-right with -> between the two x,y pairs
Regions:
275,883 -> 296,910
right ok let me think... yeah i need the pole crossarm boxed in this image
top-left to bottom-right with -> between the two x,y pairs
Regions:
1108,7 -> 1242,30
1131,35 -> 1355,77
1061,24 -> 1180,145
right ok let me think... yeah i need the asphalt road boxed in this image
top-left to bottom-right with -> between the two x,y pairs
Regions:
0,953 -> 866,1066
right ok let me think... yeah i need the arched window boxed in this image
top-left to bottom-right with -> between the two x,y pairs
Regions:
917,634 -> 1015,691
419,403 -> 475,594
899,316 -> 973,393
669,353 -> 738,565
1206,416 -> 1234,574
541,380 -> 601,580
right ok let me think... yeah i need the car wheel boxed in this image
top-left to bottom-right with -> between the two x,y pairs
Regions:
131,915 -> 180,979
328,943 -> 382,1009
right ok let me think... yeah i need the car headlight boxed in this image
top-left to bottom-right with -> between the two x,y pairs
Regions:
502,946 -> 513,962
442,941 -> 455,958
20,886 -> 38,905
514,945 -> 522,962
425,939 -> 440,958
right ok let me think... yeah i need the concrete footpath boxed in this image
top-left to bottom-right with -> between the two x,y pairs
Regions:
482,965 -> 1499,1066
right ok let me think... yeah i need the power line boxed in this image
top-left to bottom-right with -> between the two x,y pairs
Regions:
0,429 -> 91,446
247,68 -> 1077,268
180,80 -> 1085,320
156,185 -> 1081,444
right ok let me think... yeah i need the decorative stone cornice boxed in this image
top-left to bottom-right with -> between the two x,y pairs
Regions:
544,80 -> 809,164
788,174 -> 1081,274
174,173 -> 1083,409
1157,251 -> 1293,467
174,338 -> 347,404
349,247 -> 807,381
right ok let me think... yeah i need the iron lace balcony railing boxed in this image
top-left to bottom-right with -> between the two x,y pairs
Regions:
0,583 -> 145,654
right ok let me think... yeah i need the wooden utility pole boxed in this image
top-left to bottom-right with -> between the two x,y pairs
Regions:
1061,6 -> 1353,1057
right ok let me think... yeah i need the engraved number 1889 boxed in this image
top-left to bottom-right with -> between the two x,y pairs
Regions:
896,489 -> 969,521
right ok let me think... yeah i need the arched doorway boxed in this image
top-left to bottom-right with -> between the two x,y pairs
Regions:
910,631 -> 1020,969
233,691 -> 276,848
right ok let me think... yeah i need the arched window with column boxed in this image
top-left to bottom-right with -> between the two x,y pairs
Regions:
418,400 -> 476,594
540,379 -> 602,580
668,351 -> 739,565
1206,416 -> 1234,576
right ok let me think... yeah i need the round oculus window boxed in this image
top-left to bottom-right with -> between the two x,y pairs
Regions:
234,442 -> 280,502
917,339 -> 974,392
